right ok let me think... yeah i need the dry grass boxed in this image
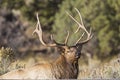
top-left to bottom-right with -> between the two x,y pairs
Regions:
1,47 -> 120,79
78,58 -> 120,79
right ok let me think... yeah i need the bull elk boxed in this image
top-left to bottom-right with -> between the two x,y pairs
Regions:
0,8 -> 92,79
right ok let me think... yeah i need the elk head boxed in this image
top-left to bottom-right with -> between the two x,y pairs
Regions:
33,8 -> 92,63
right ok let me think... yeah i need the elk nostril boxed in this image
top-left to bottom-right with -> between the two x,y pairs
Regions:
75,54 -> 79,58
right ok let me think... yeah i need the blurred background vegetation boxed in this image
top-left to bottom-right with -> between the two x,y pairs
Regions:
0,0 -> 120,78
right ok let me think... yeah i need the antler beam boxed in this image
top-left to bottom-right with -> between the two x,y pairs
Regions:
66,8 -> 92,45
33,13 -> 57,47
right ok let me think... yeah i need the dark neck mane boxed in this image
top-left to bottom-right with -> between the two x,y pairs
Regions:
51,55 -> 79,79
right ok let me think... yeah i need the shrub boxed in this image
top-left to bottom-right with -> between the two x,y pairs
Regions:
0,47 -> 16,75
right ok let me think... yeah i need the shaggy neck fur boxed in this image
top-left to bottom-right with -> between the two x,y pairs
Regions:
51,55 -> 79,79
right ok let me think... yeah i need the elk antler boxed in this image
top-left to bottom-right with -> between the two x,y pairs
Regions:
33,13 -> 66,47
33,8 -> 92,47
33,13 -> 57,47
64,30 -> 70,45
66,8 -> 93,45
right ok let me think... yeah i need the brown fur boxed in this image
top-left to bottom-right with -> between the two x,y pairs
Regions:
0,46 -> 80,79
51,55 -> 78,79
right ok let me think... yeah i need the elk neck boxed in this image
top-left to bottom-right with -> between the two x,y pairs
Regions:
51,54 -> 79,79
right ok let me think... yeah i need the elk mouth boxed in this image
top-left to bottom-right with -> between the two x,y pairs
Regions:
75,52 -> 81,59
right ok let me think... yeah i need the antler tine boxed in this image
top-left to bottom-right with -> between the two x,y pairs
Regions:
50,34 -> 65,46
66,11 -> 80,29
66,8 -> 92,44
79,27 -> 93,43
76,8 -> 93,43
33,13 -> 58,47
74,8 -> 84,33
32,13 -> 47,46
75,32 -> 85,45
64,31 -> 70,45
66,10 -> 88,34
50,34 -> 58,44
66,10 -> 84,33
75,8 -> 89,35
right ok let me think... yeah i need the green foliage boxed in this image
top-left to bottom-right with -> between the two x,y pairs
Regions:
20,0 -> 61,26
0,0 -> 119,58
0,0 -> 25,9
1,0 -> 62,30
0,47 -> 16,74
52,0 -> 87,46
53,0 -> 120,57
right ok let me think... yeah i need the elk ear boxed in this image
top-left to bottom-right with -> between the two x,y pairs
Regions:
57,46 -> 65,53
